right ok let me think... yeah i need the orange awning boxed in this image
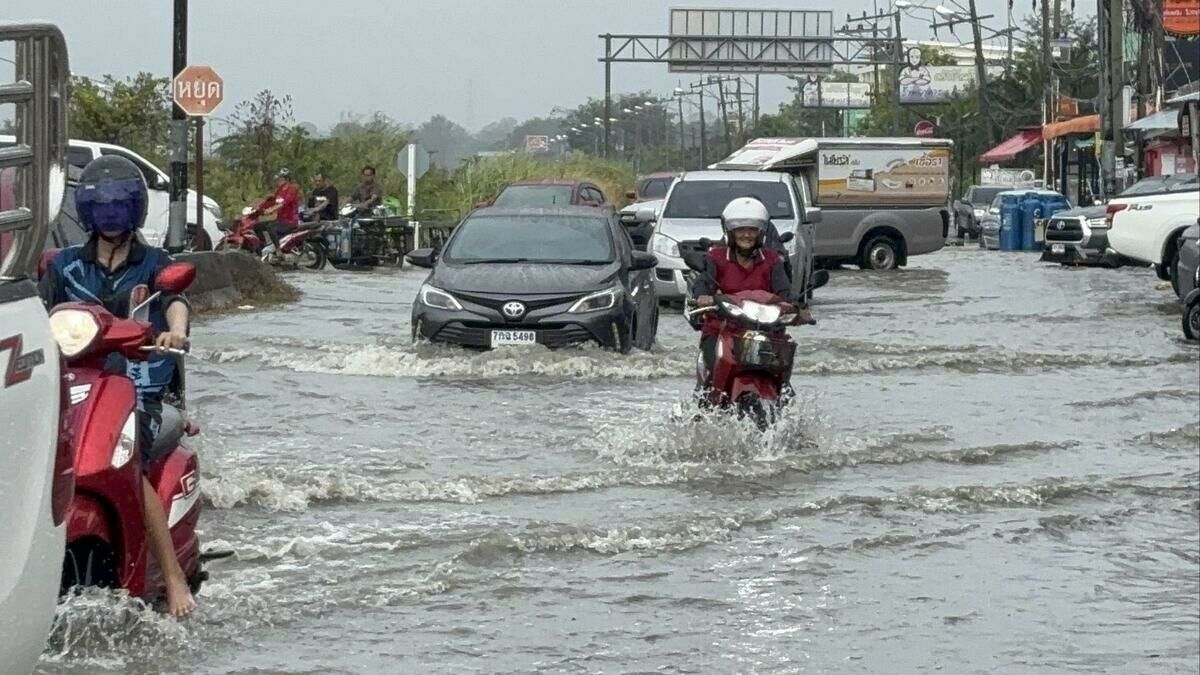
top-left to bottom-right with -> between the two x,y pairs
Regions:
1042,114 -> 1101,140
979,129 -> 1043,163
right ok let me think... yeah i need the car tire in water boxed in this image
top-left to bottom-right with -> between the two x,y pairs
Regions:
860,235 -> 899,270
1184,302 -> 1200,341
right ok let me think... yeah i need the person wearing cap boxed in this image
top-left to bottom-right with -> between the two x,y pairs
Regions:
691,197 -> 812,389
252,168 -> 302,255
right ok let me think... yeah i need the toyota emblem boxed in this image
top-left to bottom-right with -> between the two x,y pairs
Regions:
1054,221 -> 1064,230
502,301 -> 526,319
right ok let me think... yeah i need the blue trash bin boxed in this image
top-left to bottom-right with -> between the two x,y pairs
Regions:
1020,192 -> 1045,251
1000,193 -> 1022,251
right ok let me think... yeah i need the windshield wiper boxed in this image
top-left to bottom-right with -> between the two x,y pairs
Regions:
541,259 -> 612,265
460,257 -> 534,265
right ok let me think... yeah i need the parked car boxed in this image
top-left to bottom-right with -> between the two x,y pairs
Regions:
625,172 -> 677,202
977,189 -> 1069,251
650,170 -> 817,303
406,207 -> 659,352
952,184 -> 1007,239
0,135 -> 224,251
1106,174 -> 1200,294
0,23 -> 71,675
1175,221 -> 1199,302
714,137 -> 950,270
1040,204 -> 1116,265
483,179 -> 610,210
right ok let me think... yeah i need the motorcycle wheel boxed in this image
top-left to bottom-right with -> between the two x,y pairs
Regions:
300,243 -> 327,270
60,539 -> 118,595
736,393 -> 774,431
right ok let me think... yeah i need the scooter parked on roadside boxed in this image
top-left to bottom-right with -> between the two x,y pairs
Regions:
46,260 -> 230,601
218,206 -> 327,270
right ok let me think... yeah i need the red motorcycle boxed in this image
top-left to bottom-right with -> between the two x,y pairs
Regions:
46,260 -> 227,600
218,206 -> 327,270
686,290 -> 811,429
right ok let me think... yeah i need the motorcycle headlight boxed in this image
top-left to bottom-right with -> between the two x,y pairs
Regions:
651,233 -> 680,258
111,411 -> 138,469
569,287 -> 620,314
740,299 -> 782,324
48,309 -> 101,357
420,284 -> 463,311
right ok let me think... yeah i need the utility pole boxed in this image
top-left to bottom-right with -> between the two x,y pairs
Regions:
891,10 -> 903,135
1104,0 -> 1126,194
969,0 -> 994,147
603,34 -> 612,160
1041,0 -> 1054,184
167,0 -> 188,252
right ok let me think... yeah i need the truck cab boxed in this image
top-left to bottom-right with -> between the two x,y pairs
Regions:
0,22 -> 74,675
715,137 -> 952,270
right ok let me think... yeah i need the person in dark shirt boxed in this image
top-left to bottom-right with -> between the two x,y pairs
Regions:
307,171 -> 339,221
349,165 -> 383,213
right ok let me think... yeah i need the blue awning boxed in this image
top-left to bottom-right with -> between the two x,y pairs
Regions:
1126,109 -> 1181,131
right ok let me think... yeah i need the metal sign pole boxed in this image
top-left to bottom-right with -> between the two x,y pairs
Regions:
406,143 -> 419,249
167,0 -> 188,252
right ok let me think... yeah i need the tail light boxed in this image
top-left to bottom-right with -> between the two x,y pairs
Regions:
1105,202 -> 1128,227
51,355 -> 76,526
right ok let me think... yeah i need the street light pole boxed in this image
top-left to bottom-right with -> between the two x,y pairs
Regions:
167,0 -> 189,252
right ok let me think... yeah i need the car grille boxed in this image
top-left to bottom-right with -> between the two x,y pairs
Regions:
453,291 -> 583,319
433,322 -> 596,348
1045,217 -> 1085,243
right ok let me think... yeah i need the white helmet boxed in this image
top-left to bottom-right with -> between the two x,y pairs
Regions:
721,197 -> 769,252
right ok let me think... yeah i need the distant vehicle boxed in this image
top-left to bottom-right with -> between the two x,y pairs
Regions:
1106,174 -> 1200,294
714,137 -> 951,270
650,170 -> 817,304
406,207 -> 659,353
0,22 -> 72,675
977,189 -> 1068,251
617,198 -> 664,251
952,184 -> 1008,239
0,135 -> 224,251
626,172 -> 678,202
1175,222 -> 1199,303
482,179 -> 610,210
1040,204 -> 1114,266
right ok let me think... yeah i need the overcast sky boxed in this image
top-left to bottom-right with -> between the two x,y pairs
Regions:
6,0 -> 1086,132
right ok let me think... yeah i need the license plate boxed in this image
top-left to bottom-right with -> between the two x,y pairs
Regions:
1052,244 -> 1065,254
490,330 -> 537,347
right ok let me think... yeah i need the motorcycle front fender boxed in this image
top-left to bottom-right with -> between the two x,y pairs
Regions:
65,492 -> 114,548
730,373 -> 779,403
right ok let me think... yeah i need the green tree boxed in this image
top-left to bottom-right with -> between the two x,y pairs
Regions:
69,73 -> 171,164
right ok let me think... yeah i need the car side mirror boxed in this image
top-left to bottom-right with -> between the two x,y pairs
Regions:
630,251 -> 658,271
635,208 -> 656,223
152,174 -> 170,191
778,231 -> 795,244
155,262 -> 196,295
803,207 -> 823,225
810,269 -> 830,291
406,248 -> 437,268
625,190 -> 637,200
952,199 -> 965,210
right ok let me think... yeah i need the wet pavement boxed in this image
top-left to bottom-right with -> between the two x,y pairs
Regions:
38,248 -> 1199,674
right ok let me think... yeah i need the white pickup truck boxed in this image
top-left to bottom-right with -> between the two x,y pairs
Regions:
1106,174 -> 1200,290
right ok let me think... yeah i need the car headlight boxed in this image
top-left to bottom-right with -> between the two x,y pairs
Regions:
568,287 -> 620,314
110,412 -> 139,469
206,203 -> 223,220
973,208 -> 986,218
49,309 -> 101,357
651,233 -> 680,258
739,299 -> 782,324
419,284 -> 463,311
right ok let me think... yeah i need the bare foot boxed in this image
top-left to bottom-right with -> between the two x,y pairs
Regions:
165,577 -> 196,618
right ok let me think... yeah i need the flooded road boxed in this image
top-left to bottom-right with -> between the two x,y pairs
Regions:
39,248 -> 1198,674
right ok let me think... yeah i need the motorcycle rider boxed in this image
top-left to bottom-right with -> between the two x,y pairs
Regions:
38,156 -> 196,618
253,168 -> 301,255
692,197 -> 812,391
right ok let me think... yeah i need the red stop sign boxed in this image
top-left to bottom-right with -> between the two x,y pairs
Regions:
914,120 -> 936,137
172,65 -> 224,117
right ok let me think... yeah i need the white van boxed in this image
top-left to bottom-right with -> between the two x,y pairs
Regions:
0,135 -> 224,249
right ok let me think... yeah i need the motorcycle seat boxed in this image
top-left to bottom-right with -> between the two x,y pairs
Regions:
148,404 -> 186,462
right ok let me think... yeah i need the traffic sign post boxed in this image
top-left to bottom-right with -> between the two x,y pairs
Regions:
172,64 -> 224,250
397,143 -> 429,249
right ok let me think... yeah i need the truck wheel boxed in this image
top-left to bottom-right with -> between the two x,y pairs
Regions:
860,236 -> 899,270
1184,302 -> 1200,341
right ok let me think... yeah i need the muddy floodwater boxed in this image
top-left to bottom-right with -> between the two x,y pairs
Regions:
37,248 -> 1199,674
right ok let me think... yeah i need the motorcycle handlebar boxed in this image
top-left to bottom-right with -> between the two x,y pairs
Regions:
140,345 -> 188,356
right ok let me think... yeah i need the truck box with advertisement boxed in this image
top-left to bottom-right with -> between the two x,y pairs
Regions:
715,137 -> 951,269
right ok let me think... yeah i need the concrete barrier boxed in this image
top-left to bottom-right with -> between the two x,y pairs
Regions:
175,251 -> 298,314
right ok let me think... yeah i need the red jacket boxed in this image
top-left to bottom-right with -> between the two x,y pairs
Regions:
693,246 -> 791,336
258,182 -> 301,226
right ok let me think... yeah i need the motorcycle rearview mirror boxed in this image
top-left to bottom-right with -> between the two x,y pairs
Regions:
778,231 -> 795,244
155,262 -> 197,295
698,237 -> 714,250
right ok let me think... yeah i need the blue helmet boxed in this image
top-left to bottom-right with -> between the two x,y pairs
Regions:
75,155 -> 148,237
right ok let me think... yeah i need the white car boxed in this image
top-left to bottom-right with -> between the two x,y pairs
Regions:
0,135 -> 224,250
1106,174 -> 1200,286
0,22 -> 72,675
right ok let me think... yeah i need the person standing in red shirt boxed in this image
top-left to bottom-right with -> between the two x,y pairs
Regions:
253,168 -> 301,255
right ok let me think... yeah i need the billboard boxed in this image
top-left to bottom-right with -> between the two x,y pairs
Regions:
668,8 -> 834,74
899,65 -> 1004,103
816,146 -> 952,205
801,81 -> 872,108
1163,0 -> 1200,36
525,135 -> 550,153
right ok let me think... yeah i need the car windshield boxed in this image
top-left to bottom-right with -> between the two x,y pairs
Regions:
663,180 -> 794,219
493,185 -> 575,207
444,214 -> 614,263
966,186 -> 1005,204
1119,174 -> 1198,197
639,178 -> 672,199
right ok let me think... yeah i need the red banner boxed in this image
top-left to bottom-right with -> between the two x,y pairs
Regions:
1163,0 -> 1200,37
